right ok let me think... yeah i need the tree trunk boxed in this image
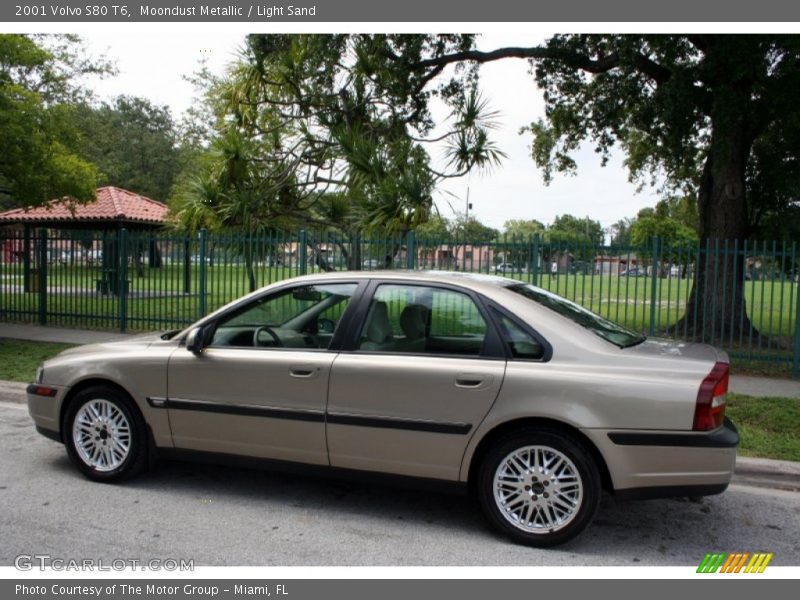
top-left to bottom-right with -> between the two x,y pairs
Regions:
343,233 -> 362,270
243,239 -> 256,292
675,100 -> 756,345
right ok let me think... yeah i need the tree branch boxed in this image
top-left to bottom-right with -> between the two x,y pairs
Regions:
413,45 -> 672,85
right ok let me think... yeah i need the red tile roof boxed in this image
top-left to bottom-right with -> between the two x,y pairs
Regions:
0,187 -> 169,225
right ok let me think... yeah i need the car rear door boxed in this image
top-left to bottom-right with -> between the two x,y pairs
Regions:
326,281 -> 507,481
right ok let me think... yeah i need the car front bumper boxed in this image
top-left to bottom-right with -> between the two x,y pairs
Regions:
27,383 -> 67,443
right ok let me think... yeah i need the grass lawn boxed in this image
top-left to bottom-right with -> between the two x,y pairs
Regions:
727,393 -> 800,462
0,338 -> 75,383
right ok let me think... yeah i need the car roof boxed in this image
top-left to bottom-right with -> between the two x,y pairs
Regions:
287,269 -> 522,292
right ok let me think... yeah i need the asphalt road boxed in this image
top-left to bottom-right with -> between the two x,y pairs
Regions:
1,400 -> 799,567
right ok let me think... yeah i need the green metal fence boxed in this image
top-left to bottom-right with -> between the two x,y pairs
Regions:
1,228 -> 798,377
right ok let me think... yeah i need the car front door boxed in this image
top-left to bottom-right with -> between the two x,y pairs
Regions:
326,282 -> 506,480
166,281 -> 360,464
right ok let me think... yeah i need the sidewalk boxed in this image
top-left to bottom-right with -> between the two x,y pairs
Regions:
0,323 -> 136,345
729,375 -> 800,399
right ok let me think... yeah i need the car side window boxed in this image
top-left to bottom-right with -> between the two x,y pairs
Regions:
492,309 -> 545,360
210,283 -> 357,350
358,284 -> 488,356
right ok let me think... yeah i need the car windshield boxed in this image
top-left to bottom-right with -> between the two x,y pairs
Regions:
508,283 -> 646,348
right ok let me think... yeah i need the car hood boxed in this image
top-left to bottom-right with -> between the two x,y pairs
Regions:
54,332 -> 168,358
623,337 -> 727,363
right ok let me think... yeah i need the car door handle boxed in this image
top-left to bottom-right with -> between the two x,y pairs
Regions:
455,374 -> 491,388
289,365 -> 319,378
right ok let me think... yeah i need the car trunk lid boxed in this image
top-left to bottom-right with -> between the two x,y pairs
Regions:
622,337 -> 727,364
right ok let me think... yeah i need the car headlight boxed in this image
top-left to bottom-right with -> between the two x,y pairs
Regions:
35,366 -> 44,384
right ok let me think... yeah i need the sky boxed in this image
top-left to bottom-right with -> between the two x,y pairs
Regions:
81,32 -> 660,233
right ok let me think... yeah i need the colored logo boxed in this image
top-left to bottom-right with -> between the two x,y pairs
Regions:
697,552 -> 773,573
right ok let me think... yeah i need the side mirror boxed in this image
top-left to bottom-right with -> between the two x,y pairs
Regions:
185,326 -> 205,355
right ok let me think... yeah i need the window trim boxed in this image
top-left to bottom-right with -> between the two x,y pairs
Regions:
198,279 -> 367,353
341,279 -> 506,360
484,300 -> 553,363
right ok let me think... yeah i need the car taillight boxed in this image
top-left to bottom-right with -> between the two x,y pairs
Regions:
693,361 -> 729,431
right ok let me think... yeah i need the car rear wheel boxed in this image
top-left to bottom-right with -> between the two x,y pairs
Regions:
477,427 -> 601,546
64,385 -> 148,482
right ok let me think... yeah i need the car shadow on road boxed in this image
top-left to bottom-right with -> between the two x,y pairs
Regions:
39,450 -> 794,565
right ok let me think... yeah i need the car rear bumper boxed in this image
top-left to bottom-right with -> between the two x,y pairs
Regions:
583,418 -> 739,494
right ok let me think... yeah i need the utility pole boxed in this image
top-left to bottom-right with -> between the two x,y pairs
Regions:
463,186 -> 472,271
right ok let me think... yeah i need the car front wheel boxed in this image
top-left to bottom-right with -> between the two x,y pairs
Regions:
477,428 -> 601,546
64,385 -> 148,482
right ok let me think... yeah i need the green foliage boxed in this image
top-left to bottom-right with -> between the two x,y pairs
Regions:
608,218 -> 634,246
548,214 -> 604,246
630,200 -> 698,248
171,34 -> 505,238
73,96 -> 183,201
746,118 -> 800,240
630,213 -> 697,247
502,219 -> 546,239
0,34 -> 110,208
519,35 -> 800,240
451,215 -> 498,242
414,213 -> 450,240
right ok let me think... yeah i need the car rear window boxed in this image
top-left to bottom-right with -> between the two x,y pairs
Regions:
508,283 -> 646,348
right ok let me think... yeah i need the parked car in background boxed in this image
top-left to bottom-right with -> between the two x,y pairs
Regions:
361,258 -> 382,269
28,271 -> 737,547
494,263 -> 526,274
621,267 -> 646,277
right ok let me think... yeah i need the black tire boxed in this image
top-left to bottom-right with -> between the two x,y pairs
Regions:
477,427 -> 601,547
63,385 -> 149,482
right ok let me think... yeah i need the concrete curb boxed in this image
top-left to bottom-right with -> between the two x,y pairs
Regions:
733,456 -> 800,492
0,380 -> 27,404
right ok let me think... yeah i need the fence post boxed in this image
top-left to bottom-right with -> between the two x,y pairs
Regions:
406,231 -> 416,270
531,234 -> 540,286
298,229 -> 307,275
649,236 -> 659,336
23,225 -> 31,293
37,229 -> 47,325
794,265 -> 800,379
182,236 -> 191,294
118,228 -> 128,333
198,228 -> 207,319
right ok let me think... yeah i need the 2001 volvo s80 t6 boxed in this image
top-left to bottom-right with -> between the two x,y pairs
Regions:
27,271 -> 738,546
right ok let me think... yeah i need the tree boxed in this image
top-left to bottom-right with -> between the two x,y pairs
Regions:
0,34 -> 109,208
548,214 -> 604,246
173,35 -> 505,239
502,219 -> 546,239
452,215 -> 497,243
183,35 -> 799,340
406,34 -> 799,340
630,206 -> 698,276
608,217 -> 634,247
415,213 -> 450,240
745,120 -> 800,241
74,96 -> 183,201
